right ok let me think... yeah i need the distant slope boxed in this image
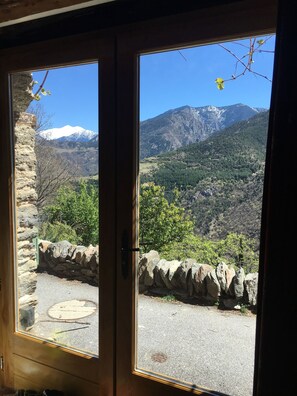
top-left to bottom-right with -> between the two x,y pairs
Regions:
140,111 -> 269,241
140,103 -> 265,159
36,136 -> 99,177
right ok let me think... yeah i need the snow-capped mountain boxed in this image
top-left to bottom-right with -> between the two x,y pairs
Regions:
38,125 -> 97,142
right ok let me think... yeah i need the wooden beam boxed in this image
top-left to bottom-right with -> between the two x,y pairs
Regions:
0,0 -> 111,25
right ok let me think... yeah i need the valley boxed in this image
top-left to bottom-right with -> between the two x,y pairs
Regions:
36,104 -> 269,242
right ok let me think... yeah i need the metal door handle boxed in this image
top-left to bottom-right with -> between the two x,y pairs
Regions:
121,230 -> 140,279
121,247 -> 140,252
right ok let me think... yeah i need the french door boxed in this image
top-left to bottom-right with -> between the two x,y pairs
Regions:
0,0 -> 283,395
115,2 -> 276,396
0,33 -> 116,395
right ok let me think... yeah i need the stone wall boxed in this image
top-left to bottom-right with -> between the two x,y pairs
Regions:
139,251 -> 258,308
13,72 -> 38,329
38,241 -> 258,309
12,72 -> 34,114
39,241 -> 99,286
15,112 -> 39,329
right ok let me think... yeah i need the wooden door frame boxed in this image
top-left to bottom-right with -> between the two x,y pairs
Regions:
0,32 -> 116,395
3,0 -> 297,395
116,1 -> 277,395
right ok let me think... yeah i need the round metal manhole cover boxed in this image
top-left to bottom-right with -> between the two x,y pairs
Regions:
151,352 -> 168,363
48,300 -> 97,320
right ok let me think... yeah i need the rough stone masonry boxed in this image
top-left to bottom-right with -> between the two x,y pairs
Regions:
38,241 -> 258,310
12,72 -> 39,329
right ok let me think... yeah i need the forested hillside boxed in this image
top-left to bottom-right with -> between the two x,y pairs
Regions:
140,111 -> 269,241
37,106 -> 269,244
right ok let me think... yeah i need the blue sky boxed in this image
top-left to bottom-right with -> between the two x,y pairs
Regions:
31,35 -> 275,132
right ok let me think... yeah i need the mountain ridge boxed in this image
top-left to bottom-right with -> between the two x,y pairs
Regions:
35,105 -> 269,241
140,103 -> 266,159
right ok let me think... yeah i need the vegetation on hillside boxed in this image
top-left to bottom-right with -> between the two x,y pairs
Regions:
141,111 -> 269,240
39,180 -> 259,272
37,111 -> 268,273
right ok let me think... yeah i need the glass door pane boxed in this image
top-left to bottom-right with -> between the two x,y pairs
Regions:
136,36 -> 275,395
11,63 -> 99,357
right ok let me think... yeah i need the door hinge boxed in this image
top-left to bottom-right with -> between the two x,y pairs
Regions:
0,355 -> 4,371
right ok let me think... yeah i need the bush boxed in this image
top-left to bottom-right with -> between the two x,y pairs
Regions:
39,221 -> 81,245
161,234 -> 218,265
161,232 -> 258,272
217,233 -> 258,272
43,181 -> 99,246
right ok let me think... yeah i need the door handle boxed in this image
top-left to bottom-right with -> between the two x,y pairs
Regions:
121,230 -> 140,279
121,247 -> 140,253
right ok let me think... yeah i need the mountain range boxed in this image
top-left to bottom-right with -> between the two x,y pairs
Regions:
36,104 -> 269,241
37,103 -> 265,175
140,103 -> 266,159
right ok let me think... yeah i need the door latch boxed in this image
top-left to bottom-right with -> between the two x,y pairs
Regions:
121,230 -> 140,279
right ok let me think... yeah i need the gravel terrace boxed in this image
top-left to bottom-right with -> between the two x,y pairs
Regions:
29,273 -> 256,396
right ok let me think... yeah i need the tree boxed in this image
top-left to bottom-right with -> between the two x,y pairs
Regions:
217,233 -> 258,272
44,182 -> 99,246
35,141 -> 76,210
26,101 -> 76,210
27,102 -> 53,132
139,182 -> 193,252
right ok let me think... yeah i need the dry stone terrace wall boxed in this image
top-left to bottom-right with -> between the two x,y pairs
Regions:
38,241 -> 258,309
139,251 -> 258,308
39,241 -> 99,285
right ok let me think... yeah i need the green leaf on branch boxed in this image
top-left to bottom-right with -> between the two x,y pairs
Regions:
41,88 -> 51,96
215,77 -> 225,90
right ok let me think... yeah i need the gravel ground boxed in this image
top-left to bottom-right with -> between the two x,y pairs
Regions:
30,273 -> 99,355
137,295 -> 256,396
29,273 -> 256,396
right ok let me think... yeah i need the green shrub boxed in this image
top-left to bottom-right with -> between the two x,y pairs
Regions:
43,181 -> 99,246
217,233 -> 258,272
39,221 -> 81,245
160,233 -> 218,265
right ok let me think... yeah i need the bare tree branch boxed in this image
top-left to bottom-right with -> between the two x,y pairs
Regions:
216,36 -> 273,88
27,102 -> 53,132
35,139 -> 78,210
